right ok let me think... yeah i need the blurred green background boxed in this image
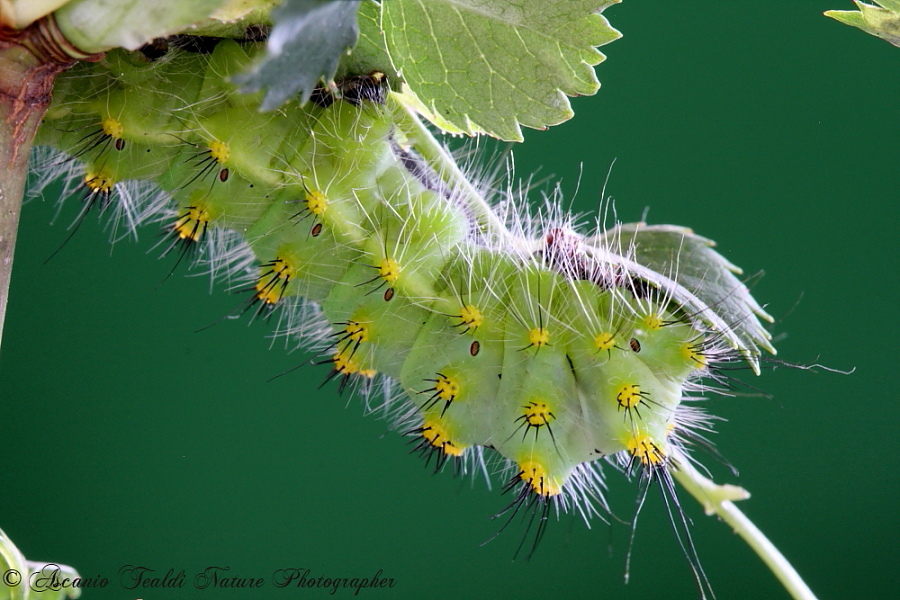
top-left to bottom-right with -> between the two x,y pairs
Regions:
1,1 -> 897,599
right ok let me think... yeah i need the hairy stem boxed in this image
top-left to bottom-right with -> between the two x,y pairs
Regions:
388,98 -> 521,249
672,458 -> 818,600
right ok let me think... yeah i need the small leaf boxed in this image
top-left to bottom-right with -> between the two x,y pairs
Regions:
53,0 -> 229,52
234,0 -> 362,110
1,526 -> 82,599
342,0 -> 399,78
210,0 -> 280,22
591,224 -> 775,373
383,0 -> 621,141
825,1 -> 900,47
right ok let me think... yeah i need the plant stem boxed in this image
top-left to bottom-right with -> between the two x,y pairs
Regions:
387,98 -> 524,250
672,458 -> 818,600
0,43 -> 45,356
0,152 -> 22,358
0,16 -> 96,355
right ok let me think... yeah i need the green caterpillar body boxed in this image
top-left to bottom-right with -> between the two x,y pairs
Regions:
33,40 -> 773,534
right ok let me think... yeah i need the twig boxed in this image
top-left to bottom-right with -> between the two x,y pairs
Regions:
672,457 -> 818,600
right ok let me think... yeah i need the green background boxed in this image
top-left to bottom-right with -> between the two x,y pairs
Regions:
1,1 -> 897,599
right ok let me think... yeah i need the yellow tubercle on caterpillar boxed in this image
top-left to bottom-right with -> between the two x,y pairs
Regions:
422,372 -> 461,415
515,399 -> 557,442
344,320 -> 370,344
518,459 -> 562,497
332,347 -> 376,378
457,304 -> 483,333
433,373 -> 460,402
615,383 -> 644,412
642,313 -> 664,330
101,117 -> 124,140
254,257 -> 295,305
378,257 -> 400,283
84,168 -> 115,194
593,331 -> 615,352
521,400 -> 555,428
626,432 -> 667,467
681,340 -> 708,369
207,139 -> 230,164
332,318 -> 373,373
172,205 -> 211,243
421,417 -> 466,457
528,327 -> 550,348
305,188 -> 327,215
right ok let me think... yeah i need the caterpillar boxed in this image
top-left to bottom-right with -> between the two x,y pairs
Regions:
28,37 -> 774,592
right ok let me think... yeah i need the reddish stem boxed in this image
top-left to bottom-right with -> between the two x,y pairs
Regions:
0,16 -> 102,353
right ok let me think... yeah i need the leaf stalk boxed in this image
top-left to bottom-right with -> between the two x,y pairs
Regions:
672,458 -> 819,600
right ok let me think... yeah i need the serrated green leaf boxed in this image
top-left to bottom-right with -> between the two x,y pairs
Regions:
383,0 -> 621,141
234,0 -> 362,110
591,224 -> 775,373
825,1 -> 900,47
338,0 -> 400,79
